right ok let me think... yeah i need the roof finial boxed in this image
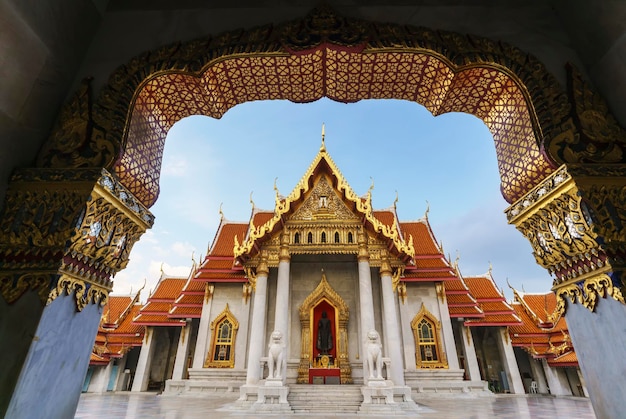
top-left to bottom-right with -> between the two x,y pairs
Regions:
191,251 -> 196,266
393,190 -> 399,211
219,202 -> 224,221
274,177 -> 280,202
249,191 -> 255,210
320,123 -> 326,152
160,262 -> 164,275
368,177 -> 375,195
488,261 -> 493,274
424,200 -> 430,218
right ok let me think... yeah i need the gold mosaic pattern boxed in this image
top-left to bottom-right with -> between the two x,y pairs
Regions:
115,47 -> 553,206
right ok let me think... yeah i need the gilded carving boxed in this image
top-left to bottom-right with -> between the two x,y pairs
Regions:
552,274 -> 625,318
411,303 -> 448,369
37,78 -> 116,170
547,64 -> 626,165
205,303 -> 239,368
0,169 -> 152,310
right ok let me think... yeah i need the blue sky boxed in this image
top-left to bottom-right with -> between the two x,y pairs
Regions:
113,98 -> 551,300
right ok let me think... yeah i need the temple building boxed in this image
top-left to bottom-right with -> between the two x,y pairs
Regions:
84,140 -> 586,412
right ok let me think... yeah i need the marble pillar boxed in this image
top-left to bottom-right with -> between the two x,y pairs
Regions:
357,231 -> 375,384
459,324 -> 481,381
131,327 -> 157,392
271,232 -> 290,382
379,264 -> 405,385
541,359 -> 572,396
528,357 -> 549,394
171,322 -> 192,380
245,254 -> 269,385
495,327 -> 525,394
436,285 -> 459,370
192,285 -> 214,369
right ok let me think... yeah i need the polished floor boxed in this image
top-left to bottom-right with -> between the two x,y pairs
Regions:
75,392 -> 596,419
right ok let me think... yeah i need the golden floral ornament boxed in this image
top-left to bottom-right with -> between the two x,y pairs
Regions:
552,274 -> 625,317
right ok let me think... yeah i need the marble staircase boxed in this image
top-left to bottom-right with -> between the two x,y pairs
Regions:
288,384 -> 363,414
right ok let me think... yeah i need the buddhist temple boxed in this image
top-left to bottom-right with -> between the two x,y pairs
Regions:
82,138 -> 587,413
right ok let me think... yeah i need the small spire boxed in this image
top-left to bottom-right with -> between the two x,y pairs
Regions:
274,177 -> 280,202
320,123 -> 326,152
219,203 -> 224,221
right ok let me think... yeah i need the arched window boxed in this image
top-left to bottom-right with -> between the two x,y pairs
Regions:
321,232 -> 327,243
347,232 -> 353,243
334,231 -> 340,243
308,232 -> 313,243
411,303 -> 448,369
294,232 -> 300,244
205,304 -> 239,368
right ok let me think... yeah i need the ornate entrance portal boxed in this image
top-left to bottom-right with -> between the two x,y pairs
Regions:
1,4 -> 626,419
298,271 -> 352,384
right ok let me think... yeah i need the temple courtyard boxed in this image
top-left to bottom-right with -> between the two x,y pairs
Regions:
75,392 -> 595,418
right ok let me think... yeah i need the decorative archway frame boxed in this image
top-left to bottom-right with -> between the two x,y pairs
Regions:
38,5 -> 626,210
297,271 -> 352,384
205,303 -> 239,368
411,303 -> 448,369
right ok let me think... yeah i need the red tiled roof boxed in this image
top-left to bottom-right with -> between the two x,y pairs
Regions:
400,220 -> 440,255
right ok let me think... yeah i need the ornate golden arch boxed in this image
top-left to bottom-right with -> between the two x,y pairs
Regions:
297,271 -> 352,384
411,303 -> 448,369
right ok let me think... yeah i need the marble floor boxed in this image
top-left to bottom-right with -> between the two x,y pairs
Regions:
75,392 -> 597,419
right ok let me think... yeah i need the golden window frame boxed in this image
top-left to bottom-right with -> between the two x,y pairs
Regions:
205,303 -> 239,368
411,303 -> 448,369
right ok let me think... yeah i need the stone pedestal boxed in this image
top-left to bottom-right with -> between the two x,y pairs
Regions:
359,381 -> 400,414
254,383 -> 292,413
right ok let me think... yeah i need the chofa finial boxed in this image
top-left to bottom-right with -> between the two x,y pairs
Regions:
320,123 -> 326,152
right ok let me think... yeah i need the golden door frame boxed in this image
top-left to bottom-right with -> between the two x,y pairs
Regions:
297,271 -> 352,384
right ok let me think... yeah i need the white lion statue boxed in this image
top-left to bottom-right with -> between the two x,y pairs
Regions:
267,330 -> 285,379
366,329 -> 383,379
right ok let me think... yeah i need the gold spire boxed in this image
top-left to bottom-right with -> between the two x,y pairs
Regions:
320,123 -> 326,152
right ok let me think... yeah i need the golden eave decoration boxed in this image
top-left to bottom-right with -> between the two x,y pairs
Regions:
233,145 -> 415,262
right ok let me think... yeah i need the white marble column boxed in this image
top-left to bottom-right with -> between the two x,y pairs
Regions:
171,322 -> 192,380
398,294 -> 417,371
459,324 -> 481,381
272,231 -> 291,381
495,327 -> 525,394
245,252 -> 269,385
131,327 -> 157,392
234,285 -> 252,370
541,358 -> 572,396
436,284 -> 459,370
529,357 -> 549,394
357,231 -> 376,384
98,362 -> 114,393
192,284 -> 214,369
379,257 -> 405,386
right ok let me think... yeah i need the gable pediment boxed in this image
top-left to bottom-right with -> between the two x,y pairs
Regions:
289,175 -> 360,223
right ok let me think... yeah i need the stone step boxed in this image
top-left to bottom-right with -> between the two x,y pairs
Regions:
288,385 -> 363,414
